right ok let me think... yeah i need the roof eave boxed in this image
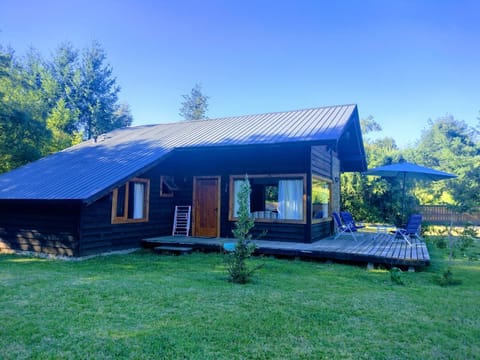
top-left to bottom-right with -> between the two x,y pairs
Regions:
335,106 -> 367,172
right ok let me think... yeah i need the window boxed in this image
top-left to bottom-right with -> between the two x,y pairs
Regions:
111,178 -> 150,224
312,176 -> 331,222
230,174 -> 306,223
160,175 -> 177,197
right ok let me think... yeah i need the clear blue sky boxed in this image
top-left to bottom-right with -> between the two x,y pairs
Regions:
1,0 -> 479,148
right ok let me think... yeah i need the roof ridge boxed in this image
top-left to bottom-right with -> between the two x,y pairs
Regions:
147,103 -> 357,127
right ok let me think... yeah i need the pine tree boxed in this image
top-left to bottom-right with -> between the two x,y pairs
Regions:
78,41 -> 120,139
179,83 -> 209,121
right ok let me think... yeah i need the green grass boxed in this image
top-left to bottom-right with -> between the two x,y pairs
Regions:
1,241 -> 479,359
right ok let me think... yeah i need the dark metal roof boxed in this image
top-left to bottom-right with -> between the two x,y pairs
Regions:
0,104 -> 366,203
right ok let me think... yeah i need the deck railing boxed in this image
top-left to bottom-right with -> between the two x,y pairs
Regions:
416,205 -> 480,226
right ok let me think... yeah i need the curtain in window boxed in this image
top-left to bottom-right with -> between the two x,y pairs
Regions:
278,179 -> 303,220
133,183 -> 145,219
233,179 -> 250,217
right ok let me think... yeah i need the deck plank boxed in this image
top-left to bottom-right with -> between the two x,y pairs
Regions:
142,233 -> 430,268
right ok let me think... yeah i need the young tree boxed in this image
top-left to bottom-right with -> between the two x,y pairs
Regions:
226,175 -> 259,284
179,83 -> 209,121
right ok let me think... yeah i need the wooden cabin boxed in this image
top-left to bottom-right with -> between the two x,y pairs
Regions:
0,104 -> 366,257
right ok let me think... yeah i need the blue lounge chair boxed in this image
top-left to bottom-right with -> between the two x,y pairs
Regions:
391,214 -> 422,246
340,211 -> 366,232
332,212 -> 357,240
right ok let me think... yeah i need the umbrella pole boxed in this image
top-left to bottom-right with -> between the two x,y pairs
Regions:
401,172 -> 406,225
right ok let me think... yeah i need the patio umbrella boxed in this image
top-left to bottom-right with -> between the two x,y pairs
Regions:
364,162 -> 456,222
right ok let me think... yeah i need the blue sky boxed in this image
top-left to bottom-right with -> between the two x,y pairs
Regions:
1,0 -> 479,148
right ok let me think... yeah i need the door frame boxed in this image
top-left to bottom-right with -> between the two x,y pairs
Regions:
192,176 -> 221,237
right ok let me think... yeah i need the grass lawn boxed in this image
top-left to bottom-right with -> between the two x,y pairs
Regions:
1,241 -> 479,359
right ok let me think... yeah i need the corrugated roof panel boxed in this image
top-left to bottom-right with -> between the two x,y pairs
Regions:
0,104 -> 363,201
301,110 -> 326,138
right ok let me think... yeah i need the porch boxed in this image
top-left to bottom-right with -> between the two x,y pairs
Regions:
142,232 -> 430,270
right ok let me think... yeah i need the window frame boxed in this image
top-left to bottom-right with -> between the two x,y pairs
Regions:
311,175 -> 332,224
229,174 -> 307,224
160,175 -> 175,198
111,177 -> 150,224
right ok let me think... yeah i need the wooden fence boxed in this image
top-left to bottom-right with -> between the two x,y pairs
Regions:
416,205 -> 480,226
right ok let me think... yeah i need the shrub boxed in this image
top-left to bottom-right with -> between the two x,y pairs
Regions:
425,226 -> 449,249
458,223 -> 477,254
435,236 -> 448,249
434,267 -> 462,287
390,267 -> 404,286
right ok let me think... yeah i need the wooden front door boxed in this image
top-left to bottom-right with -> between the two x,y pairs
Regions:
193,176 -> 220,237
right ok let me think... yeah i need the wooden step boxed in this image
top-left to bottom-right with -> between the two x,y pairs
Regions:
154,246 -> 193,255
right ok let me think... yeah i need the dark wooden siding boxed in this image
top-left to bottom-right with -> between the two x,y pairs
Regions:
248,222 -> 306,242
167,145 -> 310,175
79,167 -> 174,256
311,145 -> 332,178
162,144 -> 311,243
0,200 -> 80,256
311,222 -> 333,241
83,143 -> 326,248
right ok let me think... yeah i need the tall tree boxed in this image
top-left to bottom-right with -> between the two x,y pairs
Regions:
179,83 -> 209,121
45,98 -> 82,153
0,48 -> 49,172
17,46 -> 83,154
412,115 -> 480,211
78,41 -> 121,139
48,43 -> 81,131
341,116 -> 405,223
360,114 -> 382,136
475,110 -> 480,142
111,102 -> 134,129
0,41 -> 133,172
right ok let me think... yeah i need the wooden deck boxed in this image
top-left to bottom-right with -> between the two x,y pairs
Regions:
142,232 -> 430,270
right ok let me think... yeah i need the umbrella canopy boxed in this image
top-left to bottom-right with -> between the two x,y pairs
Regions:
365,162 -> 456,181
364,162 -> 456,222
